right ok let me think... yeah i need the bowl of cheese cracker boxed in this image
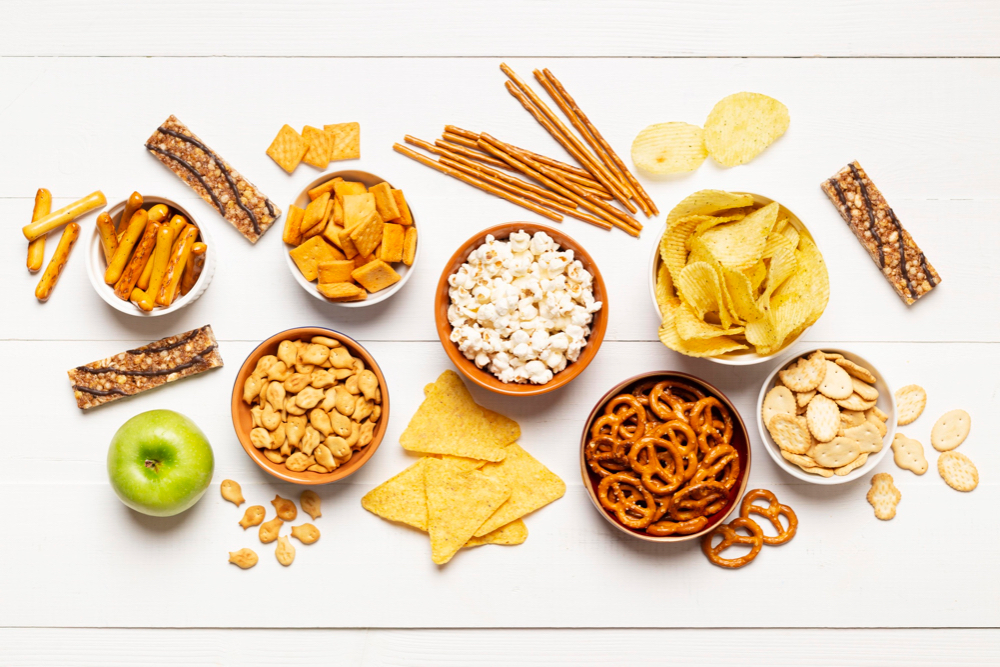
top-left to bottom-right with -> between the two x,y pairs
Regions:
650,191 -> 829,365
757,348 -> 895,484
283,171 -> 418,307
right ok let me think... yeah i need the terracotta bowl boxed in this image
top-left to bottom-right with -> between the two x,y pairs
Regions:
434,222 -> 608,397
648,192 -> 822,365
579,371 -> 751,543
231,327 -> 389,485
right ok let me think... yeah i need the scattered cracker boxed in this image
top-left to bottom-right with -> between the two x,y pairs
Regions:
325,122 -> 361,161
867,472 -> 901,520
938,451 -> 979,492
894,385 -> 927,425
891,433 -> 927,475
930,409 -> 971,452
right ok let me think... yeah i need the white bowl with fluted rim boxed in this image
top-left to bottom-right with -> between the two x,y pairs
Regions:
85,196 -> 215,317
649,193 -> 823,365
284,170 -> 420,308
756,347 -> 896,485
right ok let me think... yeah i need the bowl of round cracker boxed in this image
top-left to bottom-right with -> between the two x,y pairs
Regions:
580,371 -> 751,542
757,348 -> 895,485
649,191 -> 828,365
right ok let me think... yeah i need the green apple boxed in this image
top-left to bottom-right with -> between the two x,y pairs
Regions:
107,409 -> 214,517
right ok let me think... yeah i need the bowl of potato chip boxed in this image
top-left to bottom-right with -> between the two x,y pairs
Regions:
757,348 -> 895,484
650,190 -> 829,365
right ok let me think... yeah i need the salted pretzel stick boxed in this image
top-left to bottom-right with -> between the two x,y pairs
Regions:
35,222 -> 80,302
541,69 -> 658,216
500,64 -> 636,212
156,226 -> 197,306
180,242 -> 207,296
441,132 -> 479,149
114,221 -> 160,300
406,136 -> 575,208
105,208 -> 148,284
144,225 -> 174,300
431,139 -> 509,170
116,192 -> 143,240
393,143 -> 563,223
479,135 -> 637,236
133,204 -> 173,288
22,190 -> 106,242
26,188 -> 52,272
439,156 -> 581,213
130,288 -> 154,312
95,212 -> 118,264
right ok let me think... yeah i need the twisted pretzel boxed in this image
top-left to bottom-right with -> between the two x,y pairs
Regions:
596,472 -> 657,529
647,516 -> 708,537
739,489 -> 798,546
701,517 -> 763,569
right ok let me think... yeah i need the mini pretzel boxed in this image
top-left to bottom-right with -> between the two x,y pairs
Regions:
739,489 -> 798,546
648,516 -> 708,537
701,517 -> 764,569
585,435 -> 629,477
597,472 -> 657,529
627,437 -> 685,496
668,480 -> 728,521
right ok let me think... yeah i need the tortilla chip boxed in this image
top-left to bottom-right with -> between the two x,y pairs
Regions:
361,458 -> 432,530
474,444 -> 565,536
465,519 -> 528,548
425,459 -> 511,564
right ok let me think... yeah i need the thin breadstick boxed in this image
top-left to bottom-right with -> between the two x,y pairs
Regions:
405,136 -> 575,208
22,191 -> 106,242
541,68 -> 659,216
105,208 -> 148,285
446,125 -> 600,184
181,242 -> 207,296
95,212 -> 118,265
114,221 -> 160,300
156,226 -> 197,306
439,157 -> 577,212
432,139 -> 509,170
441,132 -> 480,149
117,192 -> 143,236
26,188 -> 52,272
393,143 -> 563,223
35,222 -> 80,301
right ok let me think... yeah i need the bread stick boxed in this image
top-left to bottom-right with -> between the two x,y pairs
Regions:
95,211 -> 118,264
144,225 -> 174,299
133,206 -> 171,289
146,204 -> 170,224
181,242 -> 207,296
26,188 -> 52,272
104,208 -> 148,285
35,222 -> 80,301
166,215 -> 188,243
117,192 -> 143,236
114,221 -> 160,300
156,226 -> 197,306
22,190 -> 106,242
130,288 -> 155,312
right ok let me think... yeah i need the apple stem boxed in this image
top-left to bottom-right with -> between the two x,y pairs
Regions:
145,459 -> 158,472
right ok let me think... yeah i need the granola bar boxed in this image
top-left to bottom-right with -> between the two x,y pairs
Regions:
822,161 -> 941,305
67,325 -> 224,410
146,116 -> 281,243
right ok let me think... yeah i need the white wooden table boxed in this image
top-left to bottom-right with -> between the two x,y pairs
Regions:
4,2 -> 1000,664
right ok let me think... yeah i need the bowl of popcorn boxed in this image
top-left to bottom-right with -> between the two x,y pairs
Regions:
230,327 -> 389,485
434,223 -> 607,396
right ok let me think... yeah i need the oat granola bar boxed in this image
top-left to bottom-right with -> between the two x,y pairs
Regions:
822,161 -> 941,305
146,116 -> 281,243
68,325 -> 224,410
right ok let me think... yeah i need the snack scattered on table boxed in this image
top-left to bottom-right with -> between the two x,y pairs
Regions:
239,506 -> 266,529
938,451 -> 979,492
701,488 -> 797,569
146,115 -> 280,243
631,122 -> 707,174
67,325 -> 223,410
22,190 -> 105,243
259,516 -> 282,543
300,490 -> 322,520
894,384 -> 927,425
228,548 -> 258,569
241,335 -> 383,474
25,188 -> 51,273
867,472 -> 902,520
584,377 -> 741,537
290,523 -> 320,544
447,230 -> 602,385
266,121 -> 360,174
766,351 -> 887,477
275,535 -> 295,566
35,221 -> 80,302
220,480 -> 245,506
930,409 -> 971,452
224,481 -> 325,569
655,190 -> 828,358
271,495 -> 297,521
891,434 -> 928,475
822,161 -> 940,305
285,175 -> 416,301
363,371 -> 563,564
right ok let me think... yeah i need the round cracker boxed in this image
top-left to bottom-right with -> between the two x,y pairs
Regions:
762,386 -> 796,429
811,436 -> 861,468
806,394 -> 840,442
844,421 -> 884,454
835,452 -> 868,476
851,377 -> 879,402
868,414 -> 888,438
795,390 -> 816,408
891,433 -> 927,475
800,465 -> 834,478
937,451 -> 978,492
780,449 -> 818,468
836,393 -> 877,412
817,361 -> 853,400
778,351 -> 827,393
836,358 -> 877,384
894,384 -> 927,425
930,409 -> 971,452
768,413 -> 813,455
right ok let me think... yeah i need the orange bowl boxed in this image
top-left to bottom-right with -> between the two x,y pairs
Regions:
434,222 -> 608,396
230,327 -> 389,485
579,371 -> 751,542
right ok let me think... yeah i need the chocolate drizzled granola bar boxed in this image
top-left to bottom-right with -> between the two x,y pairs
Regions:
146,115 -> 280,243
822,161 -> 941,305
68,325 -> 224,410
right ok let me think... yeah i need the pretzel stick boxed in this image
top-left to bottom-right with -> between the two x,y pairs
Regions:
500,64 -> 637,213
393,144 -> 563,222
541,68 -> 659,216
432,139 -> 509,169
440,157 -> 577,212
479,135 -> 637,236
441,132 -> 480,149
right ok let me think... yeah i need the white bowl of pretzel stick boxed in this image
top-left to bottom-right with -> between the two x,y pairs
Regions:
756,348 -> 896,485
85,195 -> 216,317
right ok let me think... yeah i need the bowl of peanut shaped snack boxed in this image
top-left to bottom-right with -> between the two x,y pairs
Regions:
231,327 -> 389,484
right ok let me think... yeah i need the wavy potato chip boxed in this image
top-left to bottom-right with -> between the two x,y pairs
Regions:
631,122 -> 708,174
666,190 -> 755,227
655,262 -> 674,314
744,260 -> 767,293
720,265 -> 764,324
761,232 -> 798,300
658,300 -> 747,358
661,215 -> 702,285
704,92 -> 790,167
675,302 -> 744,341
676,261 -> 732,328
690,202 -> 778,271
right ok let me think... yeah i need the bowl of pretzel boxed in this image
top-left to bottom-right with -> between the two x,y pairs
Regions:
580,371 -> 751,542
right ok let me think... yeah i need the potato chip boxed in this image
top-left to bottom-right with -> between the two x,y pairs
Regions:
400,371 -> 514,461
779,223 -> 800,249
660,215 -> 701,286
658,299 -> 747,358
425,459 -> 511,564
776,235 -> 829,328
325,122 -> 360,161
674,302 -> 744,341
475,444 -> 565,536
666,190 -> 755,227
676,261 -> 731,328
631,122 -> 707,174
704,92 -> 790,167
465,519 -> 528,547
690,213 -> 747,241
761,232 -> 797,300
655,262 -> 674,314
690,202 -> 778,270
719,265 -> 763,323
744,260 -> 766,293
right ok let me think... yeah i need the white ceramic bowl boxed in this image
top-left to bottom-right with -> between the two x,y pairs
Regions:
86,196 -> 215,317
284,170 -> 420,308
756,347 -> 896,485
648,193 -> 821,366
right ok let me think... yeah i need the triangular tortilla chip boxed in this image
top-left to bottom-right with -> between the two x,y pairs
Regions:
425,459 -> 510,564
465,519 -> 528,548
360,458 -> 432,530
401,371 -> 514,461
474,444 -> 565,537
